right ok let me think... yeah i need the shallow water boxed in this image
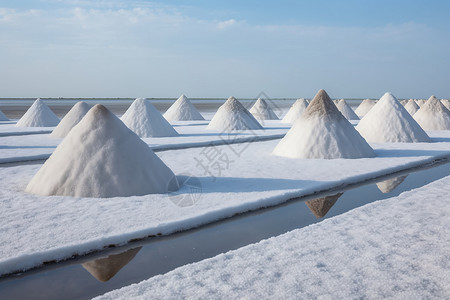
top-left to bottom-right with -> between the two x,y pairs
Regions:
0,159 -> 449,300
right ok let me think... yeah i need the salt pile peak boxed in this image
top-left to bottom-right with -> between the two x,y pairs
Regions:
404,99 -> 420,116
163,94 -> 204,121
207,96 -> 263,131
249,98 -> 279,120
356,92 -> 430,143
413,95 -> 450,130
355,99 -> 376,118
121,98 -> 178,137
336,99 -> 359,120
26,104 -> 179,197
273,89 -> 375,159
0,109 -> 8,121
281,98 -> 309,123
16,98 -> 60,127
50,101 -> 91,138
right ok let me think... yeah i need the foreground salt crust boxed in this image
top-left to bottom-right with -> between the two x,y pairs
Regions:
207,96 -> 263,131
0,109 -> 9,121
336,99 -> 359,120
50,101 -> 91,138
121,98 -> 178,137
26,104 -> 179,197
249,98 -> 279,120
356,92 -> 430,143
404,99 -> 420,116
354,98 -> 376,118
95,175 -> 450,299
163,94 -> 205,121
281,98 -> 309,123
413,96 -> 450,130
273,89 -> 374,159
16,98 -> 60,127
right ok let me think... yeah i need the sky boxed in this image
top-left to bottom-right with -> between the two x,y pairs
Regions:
0,0 -> 449,98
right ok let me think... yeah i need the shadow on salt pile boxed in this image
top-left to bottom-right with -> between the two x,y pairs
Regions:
374,149 -> 448,158
305,192 -> 342,218
82,247 -> 142,282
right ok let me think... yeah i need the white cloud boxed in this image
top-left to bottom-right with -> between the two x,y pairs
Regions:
217,18 -> 236,30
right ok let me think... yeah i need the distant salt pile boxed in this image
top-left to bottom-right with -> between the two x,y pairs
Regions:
249,98 -> 279,120
282,98 -> 309,123
441,99 -> 450,110
413,95 -> 450,130
83,247 -> 141,282
404,99 -> 420,116
26,104 -> 179,197
0,109 -> 8,121
306,193 -> 342,218
354,99 -> 376,118
415,99 -> 426,107
16,98 -> 60,127
336,99 -> 359,120
50,101 -> 91,138
273,89 -> 375,159
207,96 -> 263,131
356,92 -> 430,143
163,94 -> 204,121
121,98 -> 178,138
400,99 -> 408,106
376,175 -> 407,193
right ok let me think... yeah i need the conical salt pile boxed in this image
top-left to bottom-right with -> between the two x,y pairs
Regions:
0,109 -> 8,121
26,104 -> 179,197
404,99 -> 420,116
376,175 -> 407,193
16,98 -> 60,127
415,99 -> 426,107
121,98 -> 178,138
273,89 -> 375,159
356,92 -> 430,143
82,247 -> 141,282
355,99 -> 376,118
282,98 -> 309,123
207,96 -> 263,131
305,193 -> 342,218
50,101 -> 91,138
336,99 -> 359,120
441,99 -> 450,110
249,98 -> 279,120
413,95 -> 450,130
163,94 -> 204,121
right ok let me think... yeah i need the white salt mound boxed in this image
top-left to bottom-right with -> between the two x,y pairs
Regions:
415,99 -> 426,107
273,89 -> 375,159
336,99 -> 359,120
249,98 -> 279,120
121,98 -> 178,138
163,94 -> 204,121
413,95 -> 450,130
26,104 -> 179,198
376,175 -> 407,193
50,101 -> 91,138
207,96 -> 263,131
441,99 -> 450,110
355,99 -> 376,118
404,99 -> 420,116
281,98 -> 308,123
16,98 -> 60,127
0,109 -> 8,121
356,92 -> 430,143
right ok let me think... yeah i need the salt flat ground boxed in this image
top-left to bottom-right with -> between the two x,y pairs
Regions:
1,118 -> 450,278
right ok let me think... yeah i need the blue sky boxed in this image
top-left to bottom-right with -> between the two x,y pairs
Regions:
1,0 -> 449,98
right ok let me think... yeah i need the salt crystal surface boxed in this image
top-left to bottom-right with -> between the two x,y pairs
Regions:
281,98 -> 308,123
356,92 -> 430,143
26,104 -> 179,197
336,99 -> 359,120
355,99 -> 376,118
273,89 -> 374,159
404,99 -> 420,116
50,101 -> 91,138
16,98 -> 60,127
163,94 -> 205,121
413,95 -> 450,130
121,98 -> 178,137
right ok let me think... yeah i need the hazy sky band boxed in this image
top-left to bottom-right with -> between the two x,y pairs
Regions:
1,0 -> 449,98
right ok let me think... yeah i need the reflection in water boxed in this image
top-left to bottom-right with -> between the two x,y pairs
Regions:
305,193 -> 343,218
82,247 -> 142,282
376,175 -> 408,193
